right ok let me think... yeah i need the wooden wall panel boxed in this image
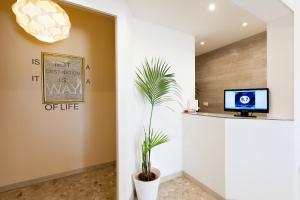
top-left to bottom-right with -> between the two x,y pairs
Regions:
195,32 -> 267,114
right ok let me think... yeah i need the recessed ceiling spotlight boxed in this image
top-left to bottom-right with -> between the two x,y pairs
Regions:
208,3 -> 216,11
242,22 -> 248,27
200,41 -> 205,46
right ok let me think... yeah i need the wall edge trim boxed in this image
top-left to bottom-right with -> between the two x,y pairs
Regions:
0,161 -> 116,193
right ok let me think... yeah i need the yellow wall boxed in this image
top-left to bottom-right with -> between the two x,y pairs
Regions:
0,0 -> 116,187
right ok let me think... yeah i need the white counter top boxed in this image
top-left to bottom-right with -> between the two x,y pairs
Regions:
183,112 -> 293,121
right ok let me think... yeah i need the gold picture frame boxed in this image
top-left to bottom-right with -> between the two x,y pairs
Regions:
41,52 -> 85,104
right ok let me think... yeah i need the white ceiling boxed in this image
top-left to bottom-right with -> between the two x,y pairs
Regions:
232,0 -> 292,22
127,0 -> 267,55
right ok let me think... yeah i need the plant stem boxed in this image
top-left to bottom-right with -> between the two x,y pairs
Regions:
148,104 -> 154,176
148,104 -> 154,136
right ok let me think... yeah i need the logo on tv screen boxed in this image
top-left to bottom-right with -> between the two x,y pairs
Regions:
235,92 -> 255,108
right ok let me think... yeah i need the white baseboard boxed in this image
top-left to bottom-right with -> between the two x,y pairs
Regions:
0,161 -> 116,193
160,171 -> 183,183
183,171 -> 225,200
129,193 -> 135,200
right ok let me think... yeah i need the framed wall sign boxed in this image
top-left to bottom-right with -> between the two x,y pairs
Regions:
41,52 -> 85,104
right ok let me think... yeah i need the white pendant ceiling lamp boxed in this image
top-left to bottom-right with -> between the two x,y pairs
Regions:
12,0 -> 71,43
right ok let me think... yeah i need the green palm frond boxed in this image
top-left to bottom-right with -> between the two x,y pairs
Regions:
141,129 -> 169,181
149,130 -> 168,148
142,129 -> 168,159
136,58 -> 180,106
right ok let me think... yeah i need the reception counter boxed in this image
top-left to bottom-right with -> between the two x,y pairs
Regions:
182,113 -> 294,200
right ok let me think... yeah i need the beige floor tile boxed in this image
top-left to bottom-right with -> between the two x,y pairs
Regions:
0,164 -> 116,200
0,166 -> 216,200
158,177 -> 217,200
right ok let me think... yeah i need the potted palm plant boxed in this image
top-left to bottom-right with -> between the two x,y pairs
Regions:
133,58 -> 181,200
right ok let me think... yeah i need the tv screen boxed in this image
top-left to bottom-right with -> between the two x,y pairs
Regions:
224,88 -> 269,113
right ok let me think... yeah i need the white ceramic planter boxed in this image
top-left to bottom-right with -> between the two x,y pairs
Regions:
133,168 -> 161,200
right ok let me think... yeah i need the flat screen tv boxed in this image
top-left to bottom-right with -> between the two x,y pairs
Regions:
224,88 -> 269,117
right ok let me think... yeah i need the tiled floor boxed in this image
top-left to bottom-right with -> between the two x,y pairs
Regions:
0,164 -> 216,200
0,164 -> 116,200
159,177 -> 217,200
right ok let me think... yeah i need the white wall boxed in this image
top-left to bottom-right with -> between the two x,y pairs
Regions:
225,119 -> 294,200
293,4 -> 300,200
282,0 -> 296,9
132,18 -> 195,178
64,1 -> 195,199
227,2 -> 299,198
66,1 -> 135,199
275,1 -> 299,200
182,114 -> 225,197
290,3 -> 300,200
267,13 -> 294,120
231,1 -> 299,199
